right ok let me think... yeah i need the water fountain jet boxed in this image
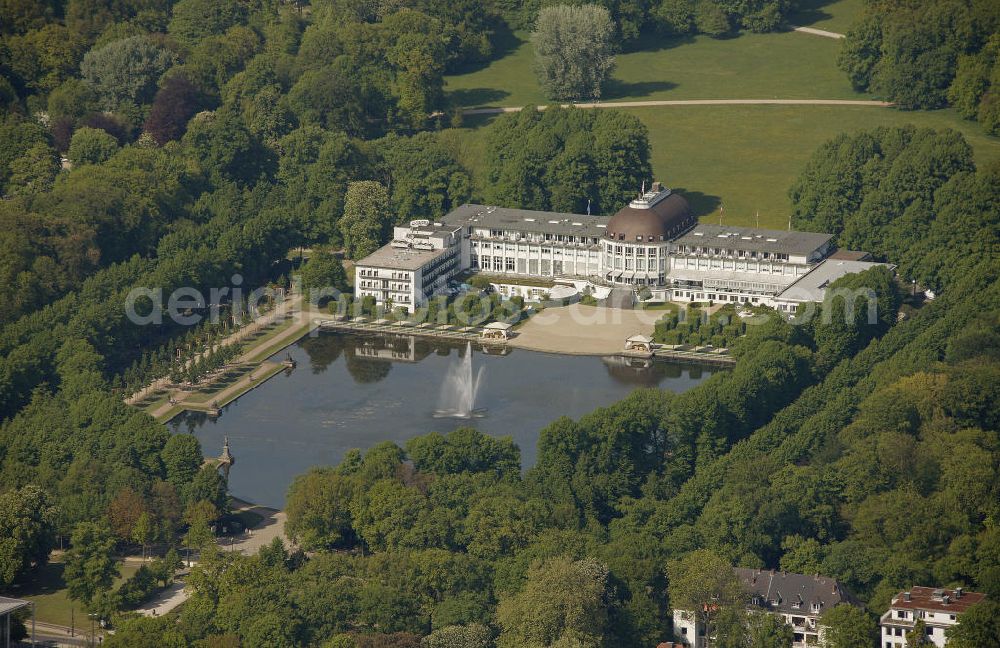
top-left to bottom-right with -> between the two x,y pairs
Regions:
433,342 -> 486,418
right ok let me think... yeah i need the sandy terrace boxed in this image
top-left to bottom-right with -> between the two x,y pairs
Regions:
510,304 -> 665,355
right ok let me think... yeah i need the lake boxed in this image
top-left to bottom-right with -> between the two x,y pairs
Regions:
168,332 -> 716,507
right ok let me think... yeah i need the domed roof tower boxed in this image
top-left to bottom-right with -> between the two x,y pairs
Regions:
605,182 -> 693,242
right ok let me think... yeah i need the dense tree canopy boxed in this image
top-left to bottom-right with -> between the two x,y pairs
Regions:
789,126 -> 995,292
838,0 -> 1000,131
483,106 -> 652,215
0,0 -> 996,644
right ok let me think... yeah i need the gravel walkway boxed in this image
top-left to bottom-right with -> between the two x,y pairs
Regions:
462,98 -> 891,115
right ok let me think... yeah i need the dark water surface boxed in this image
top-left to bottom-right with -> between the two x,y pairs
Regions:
168,332 -> 715,507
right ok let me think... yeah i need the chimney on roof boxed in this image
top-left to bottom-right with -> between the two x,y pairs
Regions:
651,181 -> 662,193
904,592 -> 911,602
955,588 -> 963,599
943,595 -> 951,604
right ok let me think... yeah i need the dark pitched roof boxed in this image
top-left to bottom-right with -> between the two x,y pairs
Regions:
736,569 -> 850,616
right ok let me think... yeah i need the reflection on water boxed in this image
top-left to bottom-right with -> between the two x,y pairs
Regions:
169,332 -> 716,507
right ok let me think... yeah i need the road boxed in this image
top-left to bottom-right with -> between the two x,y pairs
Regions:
462,98 -> 892,116
23,620 -> 100,646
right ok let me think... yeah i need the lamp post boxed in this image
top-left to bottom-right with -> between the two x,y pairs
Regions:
88,612 -> 97,647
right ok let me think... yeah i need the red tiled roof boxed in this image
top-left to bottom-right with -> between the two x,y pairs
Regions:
889,586 -> 986,614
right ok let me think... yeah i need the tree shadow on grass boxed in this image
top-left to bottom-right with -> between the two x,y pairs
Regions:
448,87 -> 511,108
603,79 -> 677,101
11,561 -> 66,596
621,28 -> 699,54
672,187 -> 722,219
448,23 -> 526,76
784,0 -> 838,27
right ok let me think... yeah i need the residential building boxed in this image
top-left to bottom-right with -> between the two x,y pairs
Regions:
672,569 -> 854,648
880,586 -> 986,648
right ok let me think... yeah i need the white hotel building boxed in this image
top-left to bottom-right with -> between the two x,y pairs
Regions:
355,183 -> 884,312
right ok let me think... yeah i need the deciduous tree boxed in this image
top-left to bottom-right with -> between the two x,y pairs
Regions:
532,4 -> 616,101
64,521 -> 118,607
0,485 -> 58,587
80,36 -> 174,111
821,604 -> 878,648
496,556 -> 611,648
946,600 -> 1000,647
144,73 -> 206,144
168,0 -> 246,49
340,181 -> 391,260
667,549 -> 745,641
67,127 -> 119,166
285,468 -> 359,550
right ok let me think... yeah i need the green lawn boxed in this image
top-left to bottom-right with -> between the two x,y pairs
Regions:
440,0 -> 999,229
441,105 -> 1000,230
446,25 -> 856,108
12,557 -> 142,627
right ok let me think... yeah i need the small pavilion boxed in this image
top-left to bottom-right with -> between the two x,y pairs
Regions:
481,321 -> 513,340
624,334 -> 654,354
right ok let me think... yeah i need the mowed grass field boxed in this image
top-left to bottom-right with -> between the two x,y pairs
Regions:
446,29 -> 856,108
444,0 -> 864,109
440,106 -> 1000,230
438,0 -> 1000,229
